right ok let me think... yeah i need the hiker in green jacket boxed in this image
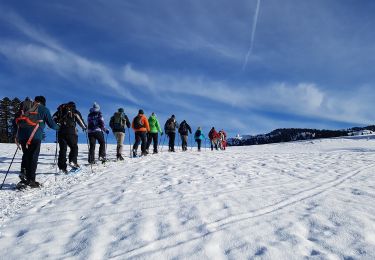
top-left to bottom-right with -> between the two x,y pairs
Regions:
146,112 -> 163,154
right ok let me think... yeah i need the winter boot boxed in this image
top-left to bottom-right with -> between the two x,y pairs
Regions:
69,162 -> 80,169
19,168 -> 27,182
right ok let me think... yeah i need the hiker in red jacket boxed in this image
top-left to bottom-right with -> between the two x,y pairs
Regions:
208,127 -> 219,151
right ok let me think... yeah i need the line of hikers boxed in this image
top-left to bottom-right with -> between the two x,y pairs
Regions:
9,97 -> 227,188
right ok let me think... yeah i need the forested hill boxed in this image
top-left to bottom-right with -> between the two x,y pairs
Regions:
227,126 -> 375,146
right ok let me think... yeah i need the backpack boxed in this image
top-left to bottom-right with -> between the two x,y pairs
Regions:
56,103 -> 76,128
111,112 -> 125,130
194,130 -> 201,139
133,115 -> 144,129
15,98 -> 43,145
166,118 -> 175,131
88,112 -> 102,130
180,122 -> 188,134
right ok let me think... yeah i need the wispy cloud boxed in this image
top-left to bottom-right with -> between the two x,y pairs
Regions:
120,65 -> 375,126
0,8 -> 137,102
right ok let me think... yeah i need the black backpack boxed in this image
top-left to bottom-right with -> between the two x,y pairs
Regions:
180,122 -> 188,134
166,118 -> 175,131
133,115 -> 144,129
56,103 -> 76,128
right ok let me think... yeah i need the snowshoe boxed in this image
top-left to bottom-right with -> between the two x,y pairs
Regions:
28,181 -> 41,188
16,180 -> 29,190
69,167 -> 81,174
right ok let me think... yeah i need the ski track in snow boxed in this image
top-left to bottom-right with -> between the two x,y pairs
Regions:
1,137 -> 375,259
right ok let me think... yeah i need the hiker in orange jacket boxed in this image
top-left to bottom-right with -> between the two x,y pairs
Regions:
131,109 -> 150,157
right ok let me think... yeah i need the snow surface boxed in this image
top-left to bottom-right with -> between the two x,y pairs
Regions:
1,137 -> 375,259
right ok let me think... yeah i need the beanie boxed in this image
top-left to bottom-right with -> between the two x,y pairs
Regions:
93,102 -> 100,112
139,109 -> 144,114
118,108 -> 124,113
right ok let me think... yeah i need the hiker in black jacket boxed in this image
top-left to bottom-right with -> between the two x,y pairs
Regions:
109,108 -> 131,160
164,115 -> 179,152
53,102 -> 86,173
178,120 -> 192,151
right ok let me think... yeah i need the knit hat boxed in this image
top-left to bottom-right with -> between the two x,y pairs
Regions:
93,102 -> 100,112
139,109 -> 144,114
151,112 -> 155,116
118,108 -> 124,113
34,96 -> 46,106
171,114 -> 175,118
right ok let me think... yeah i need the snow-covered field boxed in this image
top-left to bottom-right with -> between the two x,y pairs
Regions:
1,137 -> 375,259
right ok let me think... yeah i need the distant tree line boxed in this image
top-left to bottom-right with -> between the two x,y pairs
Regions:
0,97 -> 21,143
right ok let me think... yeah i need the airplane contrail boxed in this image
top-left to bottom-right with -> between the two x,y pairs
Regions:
243,0 -> 261,70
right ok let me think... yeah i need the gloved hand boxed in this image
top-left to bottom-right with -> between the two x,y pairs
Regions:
105,129 -> 110,134
82,127 -> 87,132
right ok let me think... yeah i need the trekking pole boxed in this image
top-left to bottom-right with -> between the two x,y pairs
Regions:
177,134 -> 180,151
85,131 -> 93,174
157,132 -> 162,151
128,128 -> 132,158
190,134 -> 193,151
160,134 -> 166,152
105,132 -> 108,158
54,132 -> 59,182
205,138 -> 207,151
0,147 -> 19,190
53,131 -> 58,164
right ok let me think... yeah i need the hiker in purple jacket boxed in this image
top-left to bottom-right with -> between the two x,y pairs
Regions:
87,102 -> 109,163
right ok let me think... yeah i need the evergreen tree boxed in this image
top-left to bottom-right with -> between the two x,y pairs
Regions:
10,97 -> 21,141
0,97 -> 11,143
0,97 -> 21,143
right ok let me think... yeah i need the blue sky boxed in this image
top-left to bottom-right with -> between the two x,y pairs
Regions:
1,0 -> 375,142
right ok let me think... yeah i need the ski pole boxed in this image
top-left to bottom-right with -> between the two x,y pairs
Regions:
85,131 -> 93,174
0,147 -> 19,190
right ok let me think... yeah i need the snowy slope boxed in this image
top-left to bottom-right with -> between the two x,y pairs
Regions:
1,138 -> 375,259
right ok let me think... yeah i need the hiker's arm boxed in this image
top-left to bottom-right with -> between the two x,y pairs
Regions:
44,108 -> 60,131
125,115 -> 131,128
75,111 -> 87,130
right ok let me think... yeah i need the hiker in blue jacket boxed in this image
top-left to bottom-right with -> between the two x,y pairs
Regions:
15,96 -> 59,188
